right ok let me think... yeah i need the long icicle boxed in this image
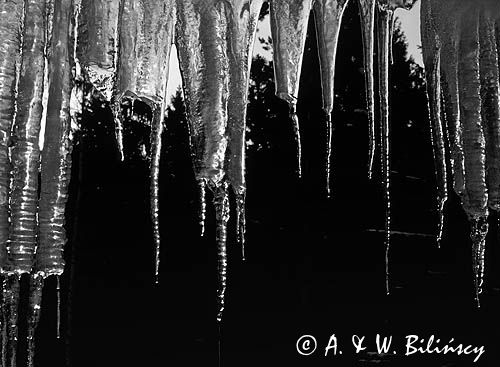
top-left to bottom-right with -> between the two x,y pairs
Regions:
176,0 -> 231,321
35,0 -> 75,355
377,5 -> 392,295
479,10 -> 500,213
421,0 -> 448,245
115,0 -> 176,282
457,7 -> 489,305
8,0 -> 46,275
357,0 -> 376,179
226,0 -> 264,260
313,0 -> 349,197
269,0 -> 315,178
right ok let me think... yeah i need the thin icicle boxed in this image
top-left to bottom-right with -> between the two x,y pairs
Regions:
289,104 -> 302,179
377,6 -> 392,295
56,275 -> 61,339
199,179 -> 207,237
211,181 -> 230,323
421,0 -> 447,245
5,274 -> 20,367
234,188 -> 246,260
269,0 -> 314,177
27,274 -> 44,367
151,106 -> 164,284
325,112 -> 332,197
313,0 -> 349,195
357,0 -> 376,179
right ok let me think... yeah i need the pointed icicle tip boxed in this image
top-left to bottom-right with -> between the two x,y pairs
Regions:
325,110 -> 333,198
470,215 -> 488,308
199,179 -> 207,237
235,189 -> 246,261
289,103 -> 302,179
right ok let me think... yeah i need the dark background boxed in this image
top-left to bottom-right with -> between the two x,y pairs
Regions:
19,3 -> 500,367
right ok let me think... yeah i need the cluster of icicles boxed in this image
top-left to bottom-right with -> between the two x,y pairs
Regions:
0,0 -> 500,364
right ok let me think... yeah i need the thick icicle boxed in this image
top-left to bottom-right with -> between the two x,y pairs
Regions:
211,181 -> 230,323
377,5 -> 392,295
313,0 -> 349,196
457,7 -> 489,301
176,0 -> 230,189
269,0 -> 315,178
27,275 -> 44,367
440,13 -> 466,198
479,11 -> 500,212
357,0 -> 376,178
420,0 -> 447,244
115,0 -> 176,282
226,0 -> 263,259
37,0 -> 74,276
78,0 -> 124,159
8,0 -> 46,274
0,0 -> 25,273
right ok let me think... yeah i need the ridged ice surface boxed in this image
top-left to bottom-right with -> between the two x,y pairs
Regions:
420,0 -> 500,300
7,0 -> 46,275
37,0 -> 74,277
0,0 -> 24,271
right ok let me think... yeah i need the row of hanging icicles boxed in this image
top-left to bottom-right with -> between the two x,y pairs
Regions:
0,0 -> 500,365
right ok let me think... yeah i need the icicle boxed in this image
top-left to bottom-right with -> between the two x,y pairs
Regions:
176,0 -> 230,195
226,0 -> 263,251
0,0 -> 25,273
8,0 -> 46,274
27,274 -> 44,367
269,0 -> 314,176
210,181 -> 230,323
289,103 -> 302,178
470,215 -> 488,306
115,0 -> 176,282
420,0 -> 447,245
151,105 -> 164,284
5,274 -> 20,367
478,11 -> 500,212
457,8 -> 490,305
457,8 -> 489,227
313,0 -> 349,195
199,179 -> 207,237
325,111 -> 332,197
357,0 -> 376,179
377,5 -> 392,295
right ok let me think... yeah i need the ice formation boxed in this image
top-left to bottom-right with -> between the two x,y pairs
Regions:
0,0 -> 498,364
